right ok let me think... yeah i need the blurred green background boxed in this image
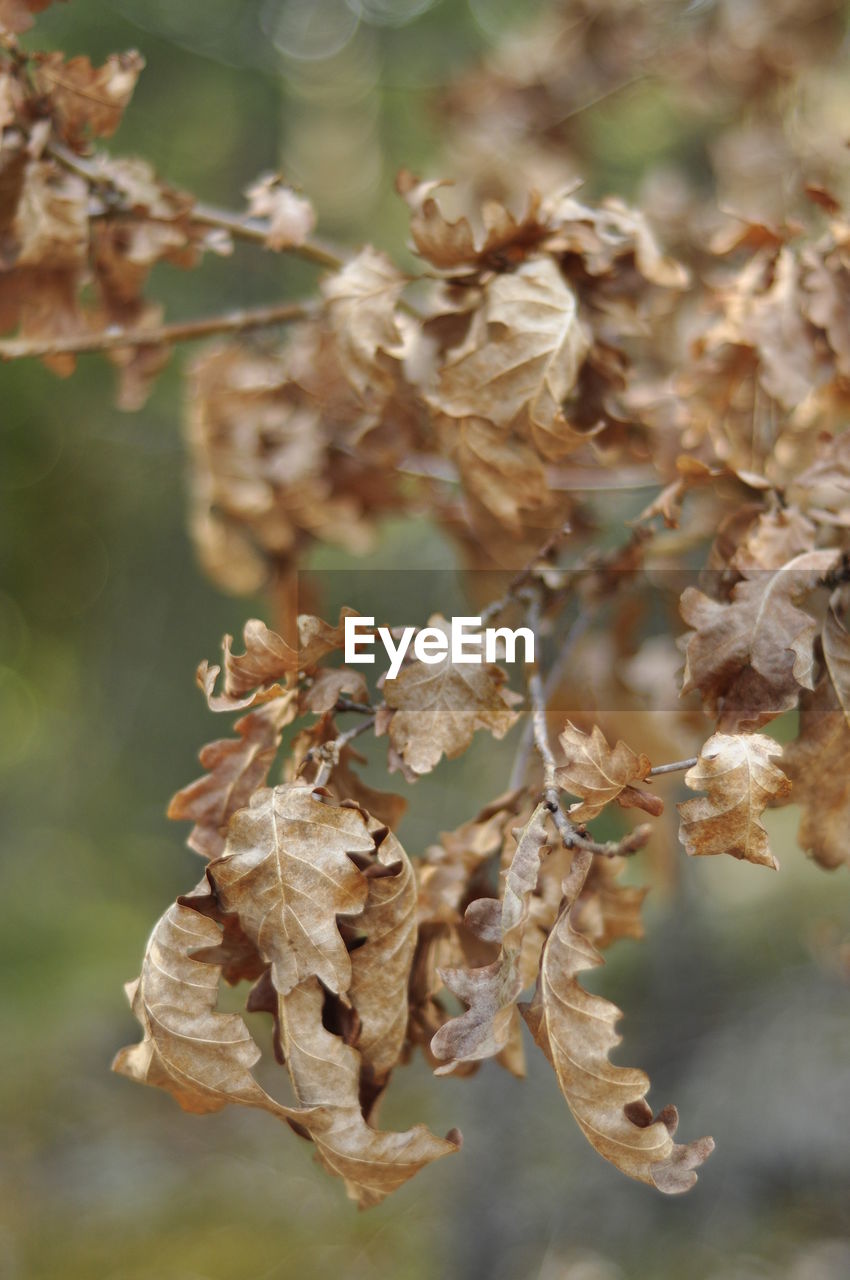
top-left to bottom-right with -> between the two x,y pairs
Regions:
1,2 -> 849,1278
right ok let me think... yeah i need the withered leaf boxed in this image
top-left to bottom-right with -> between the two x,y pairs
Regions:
245,174 -> 316,251
167,694 -> 297,859
343,822 -> 417,1094
115,892 -> 456,1208
113,891 -> 295,1119
276,978 -> 460,1208
383,615 -> 521,776
204,610 -> 357,706
555,721 -> 653,822
209,785 -> 375,998
521,863 -> 714,1193
396,170 -> 545,272
322,247 -> 406,399
783,610 -> 850,870
429,257 -> 589,437
680,550 -> 839,730
678,732 -> 790,869
430,804 -> 552,1071
33,51 -> 144,145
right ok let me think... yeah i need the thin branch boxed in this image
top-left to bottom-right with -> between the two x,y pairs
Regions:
46,139 -> 345,271
311,712 -> 379,787
647,757 -> 697,777
0,301 -> 313,361
523,589 -> 653,860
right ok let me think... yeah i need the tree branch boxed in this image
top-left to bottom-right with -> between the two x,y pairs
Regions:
46,139 -> 345,271
647,757 -> 697,777
0,301 -> 313,361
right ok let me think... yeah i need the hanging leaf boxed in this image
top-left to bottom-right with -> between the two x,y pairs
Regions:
678,732 -> 790,869
521,861 -> 714,1193
208,785 -> 375,999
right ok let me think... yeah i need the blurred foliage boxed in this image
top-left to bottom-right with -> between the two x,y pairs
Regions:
1,1 -> 849,1277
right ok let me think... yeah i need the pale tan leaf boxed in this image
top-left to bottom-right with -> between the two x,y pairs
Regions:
430,804 -> 552,1071
245,174 -> 316,251
383,615 -> 521,776
343,823 -> 417,1093
208,785 -> 374,998
521,865 -> 713,1193
429,257 -> 589,436
555,721 -> 652,821
275,978 -> 460,1208
322,247 -> 406,398
112,891 -> 294,1120
678,732 -> 790,869
680,550 -> 840,730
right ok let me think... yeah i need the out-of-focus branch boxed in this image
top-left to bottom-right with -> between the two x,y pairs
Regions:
0,301 -> 313,361
46,140 -> 345,271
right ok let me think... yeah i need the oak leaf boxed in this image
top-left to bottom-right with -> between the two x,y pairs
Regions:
429,257 -> 589,438
521,863 -> 714,1192
383,615 -> 521,776
274,978 -> 460,1207
33,51 -> 144,145
430,804 -> 552,1071
0,0 -> 64,35
322,247 -> 406,399
396,170 -> 546,272
783,609 -> 850,870
343,822 -> 418,1096
167,694 -> 297,859
113,892 -> 295,1120
678,733 -> 790,869
208,785 -> 375,998
555,721 -> 653,821
680,550 -> 839,730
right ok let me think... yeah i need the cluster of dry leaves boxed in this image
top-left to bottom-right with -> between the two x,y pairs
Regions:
4,0 -> 850,1207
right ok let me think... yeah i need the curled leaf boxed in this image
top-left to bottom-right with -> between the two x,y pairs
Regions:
678,732 -> 790,869
521,863 -> 714,1192
208,785 -> 375,998
555,721 -> 653,822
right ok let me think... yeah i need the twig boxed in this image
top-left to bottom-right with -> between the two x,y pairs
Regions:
0,301 -> 312,361
310,709 -> 380,787
46,139 -> 344,271
524,589 -> 652,861
647,757 -> 697,777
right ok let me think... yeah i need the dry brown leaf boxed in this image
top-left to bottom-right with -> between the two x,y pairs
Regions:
208,785 -> 375,998
322,247 -> 406,399
274,978 -> 460,1207
202,610 -> 357,706
783,608 -> 850,870
113,891 -> 296,1119
572,856 -> 648,951
430,804 -> 552,1071
680,550 -> 839,730
167,694 -> 297,859
245,174 -> 316,251
33,51 -> 144,145
678,732 -> 790,869
521,862 -> 714,1193
555,721 -> 653,822
383,615 -> 521,776
396,170 -> 546,272
115,892 -> 457,1208
343,822 -> 417,1097
429,257 -> 589,438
